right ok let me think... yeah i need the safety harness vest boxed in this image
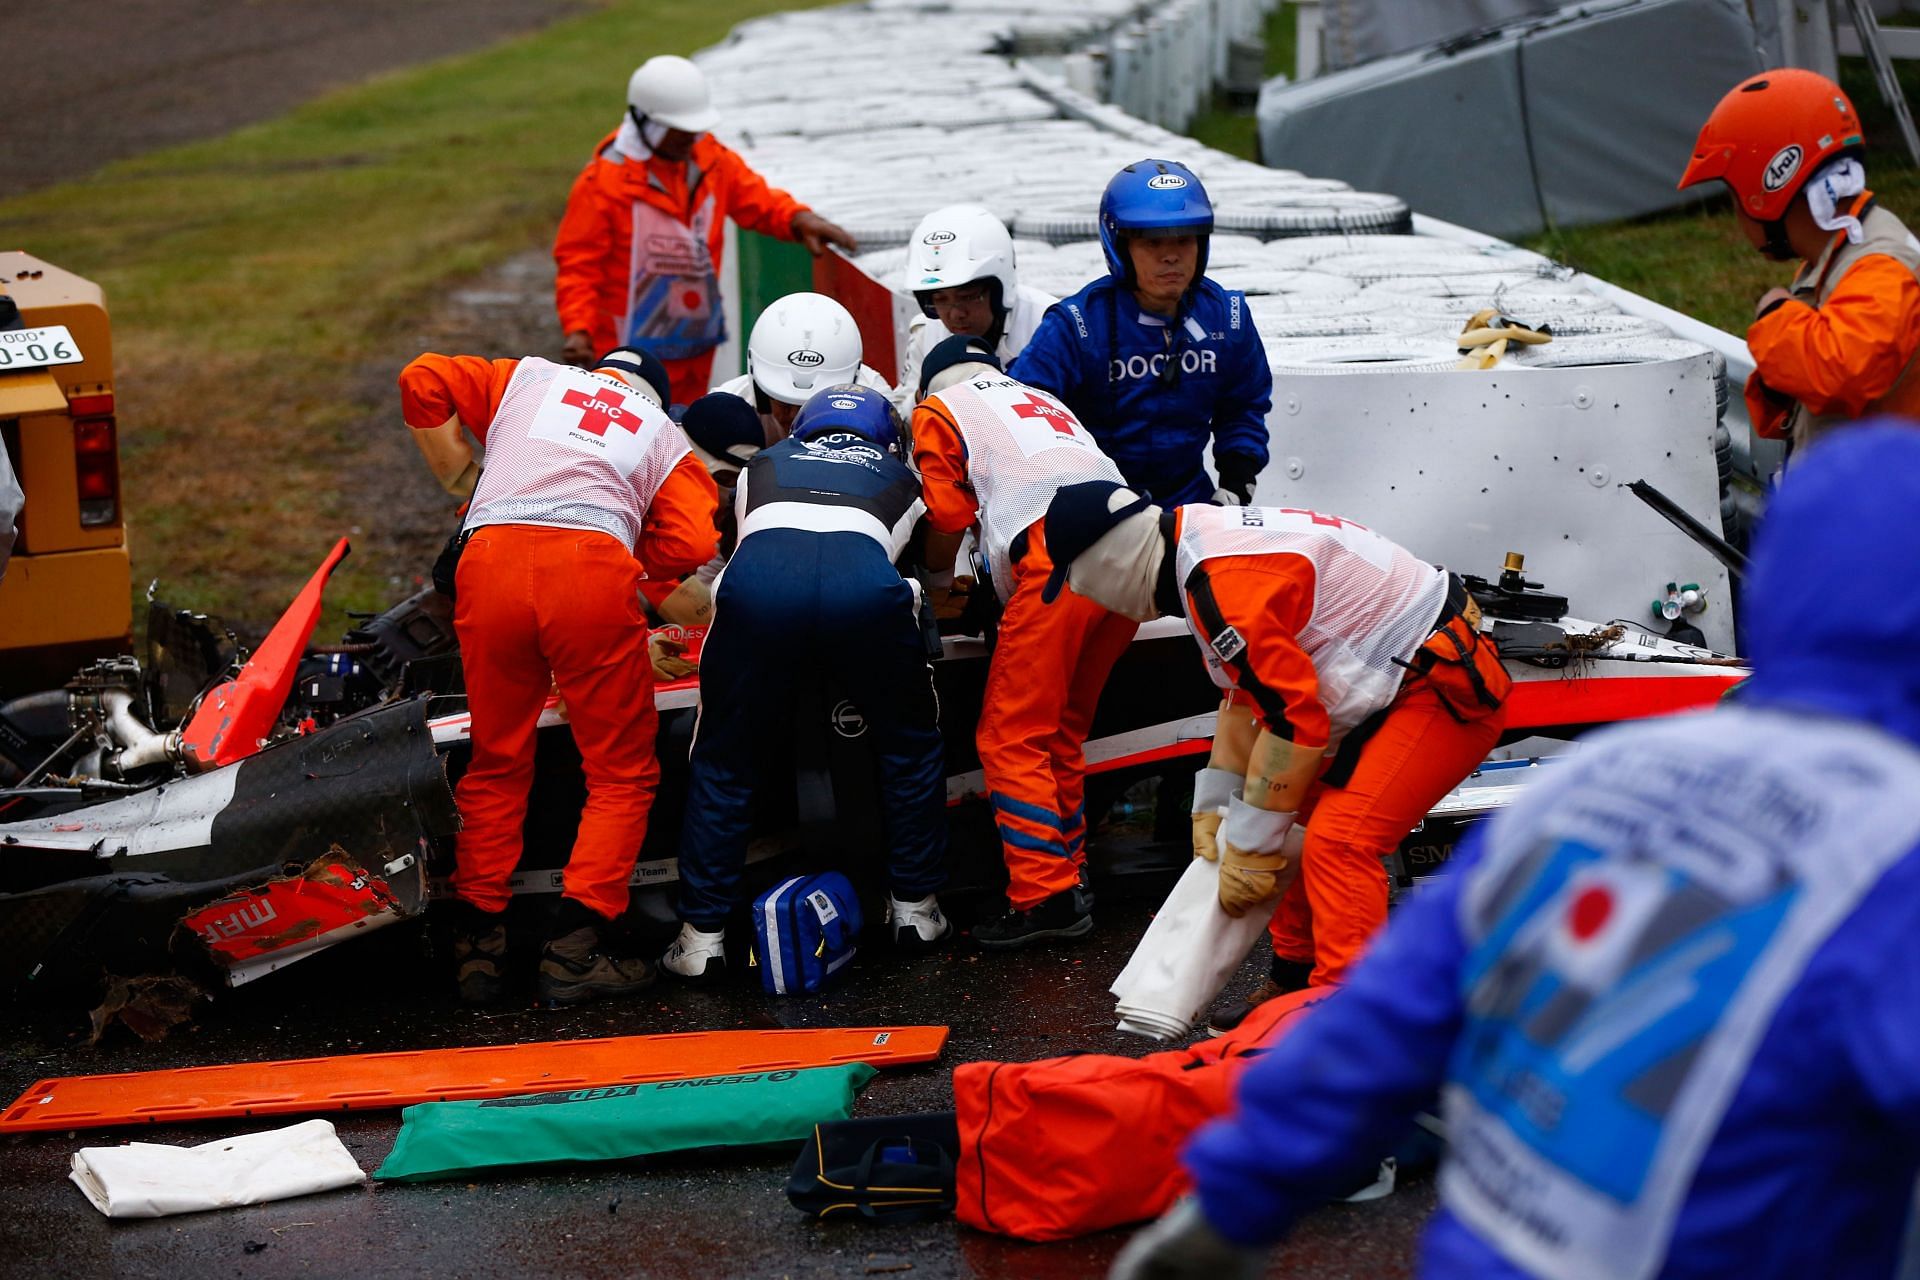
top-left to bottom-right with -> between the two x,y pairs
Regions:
464,357 -> 690,552
1443,706 -> 1920,1280
1783,198 -> 1920,454
925,372 -> 1124,601
1173,503 -> 1448,750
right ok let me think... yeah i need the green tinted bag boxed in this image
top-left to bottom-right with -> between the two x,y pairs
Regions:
374,1062 -> 876,1183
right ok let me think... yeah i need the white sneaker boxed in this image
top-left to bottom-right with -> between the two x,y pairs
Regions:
1340,1157 -> 1397,1203
660,923 -> 727,979
887,893 -> 952,947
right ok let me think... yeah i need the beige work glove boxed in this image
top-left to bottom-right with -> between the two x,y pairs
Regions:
1217,794 -> 1298,918
1190,767 -> 1239,862
648,631 -> 698,682
655,576 -> 713,627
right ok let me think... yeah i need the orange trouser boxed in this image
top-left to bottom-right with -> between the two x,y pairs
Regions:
981,525 -> 1140,909
663,350 -> 717,410
1269,676 -> 1505,986
452,525 -> 660,919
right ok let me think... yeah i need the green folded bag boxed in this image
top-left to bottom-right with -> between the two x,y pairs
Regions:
374,1062 -> 877,1183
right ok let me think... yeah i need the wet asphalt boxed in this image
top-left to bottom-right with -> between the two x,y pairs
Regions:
0,869 -> 1434,1279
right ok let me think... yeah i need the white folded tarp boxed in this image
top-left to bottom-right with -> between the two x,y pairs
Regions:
1111,832 -> 1303,1041
70,1119 -> 364,1219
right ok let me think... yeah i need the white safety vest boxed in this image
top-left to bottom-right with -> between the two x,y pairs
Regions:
1173,503 -> 1447,746
927,371 -> 1124,601
465,357 -> 690,552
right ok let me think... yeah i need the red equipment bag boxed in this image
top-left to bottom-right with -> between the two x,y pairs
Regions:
953,987 -> 1330,1241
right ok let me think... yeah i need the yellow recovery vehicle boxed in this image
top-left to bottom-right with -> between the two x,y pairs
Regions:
0,251 -> 129,696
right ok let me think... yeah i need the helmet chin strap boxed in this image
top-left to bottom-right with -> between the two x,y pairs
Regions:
983,279 -> 1009,349
1761,217 -> 1796,261
626,106 -> 670,153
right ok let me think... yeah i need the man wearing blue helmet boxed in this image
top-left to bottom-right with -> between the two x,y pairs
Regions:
661,384 -> 951,979
1008,159 -> 1272,507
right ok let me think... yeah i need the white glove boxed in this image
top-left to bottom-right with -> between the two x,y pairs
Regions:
1190,767 -> 1239,861
1217,793 -> 1299,918
1108,1198 -> 1267,1280
1209,485 -> 1246,507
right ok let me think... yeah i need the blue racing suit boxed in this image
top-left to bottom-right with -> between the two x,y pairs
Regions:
1007,277 -> 1271,506
675,430 -> 947,929
1181,425 -> 1920,1279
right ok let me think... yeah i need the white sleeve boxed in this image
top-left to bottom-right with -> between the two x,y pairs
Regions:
893,317 -> 934,413
1001,285 -> 1058,364
885,494 -> 928,563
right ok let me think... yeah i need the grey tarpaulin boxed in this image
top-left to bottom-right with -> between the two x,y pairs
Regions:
1258,0 -> 1767,241
1319,0 -> 1561,71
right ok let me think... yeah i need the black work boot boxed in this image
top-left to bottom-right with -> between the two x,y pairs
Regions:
1207,955 -> 1315,1037
972,885 -> 1094,950
538,898 -> 656,1007
449,902 -> 509,1006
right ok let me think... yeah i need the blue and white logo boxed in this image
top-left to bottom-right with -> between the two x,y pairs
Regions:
1146,173 -> 1188,190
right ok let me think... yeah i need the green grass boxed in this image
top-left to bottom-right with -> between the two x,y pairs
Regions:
1188,4 -> 1298,161
0,0 -> 827,629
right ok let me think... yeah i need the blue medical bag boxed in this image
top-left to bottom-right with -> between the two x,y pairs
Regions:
749,872 -> 863,996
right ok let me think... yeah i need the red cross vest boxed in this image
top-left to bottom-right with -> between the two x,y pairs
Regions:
926,371 -> 1124,601
1174,503 -> 1448,746
465,357 -> 691,552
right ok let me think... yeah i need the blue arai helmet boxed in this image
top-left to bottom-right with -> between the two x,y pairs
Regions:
790,383 -> 903,453
1098,159 -> 1214,289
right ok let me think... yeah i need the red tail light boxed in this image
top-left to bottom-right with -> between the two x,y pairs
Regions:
74,415 -> 120,527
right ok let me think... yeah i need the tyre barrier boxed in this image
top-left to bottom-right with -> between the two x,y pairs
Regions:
1257,235 -> 1556,272
1250,311 -> 1429,340
1301,250 -> 1572,287
1261,336 -> 1467,374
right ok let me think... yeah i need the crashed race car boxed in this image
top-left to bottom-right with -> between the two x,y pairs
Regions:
0,528 -> 1745,998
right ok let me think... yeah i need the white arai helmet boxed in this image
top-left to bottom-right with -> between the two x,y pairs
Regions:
745,292 -> 864,405
903,204 -> 1019,323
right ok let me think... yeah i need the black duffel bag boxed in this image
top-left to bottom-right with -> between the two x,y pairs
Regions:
787,1112 -> 959,1224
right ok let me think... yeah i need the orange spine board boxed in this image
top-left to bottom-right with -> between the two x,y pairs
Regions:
1,1025 -> 947,1133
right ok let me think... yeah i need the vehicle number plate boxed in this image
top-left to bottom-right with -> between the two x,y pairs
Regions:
0,325 -> 84,372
